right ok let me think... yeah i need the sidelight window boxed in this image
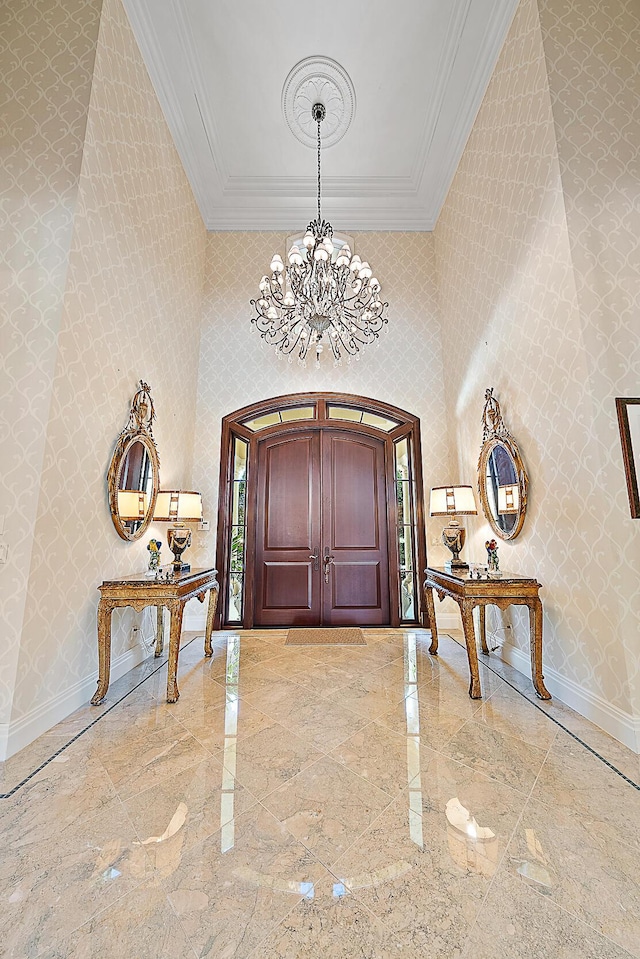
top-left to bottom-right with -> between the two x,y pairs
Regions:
395,437 -> 418,622
227,437 -> 248,623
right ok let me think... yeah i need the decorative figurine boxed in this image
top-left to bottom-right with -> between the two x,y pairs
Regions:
485,539 -> 500,576
146,538 -> 162,575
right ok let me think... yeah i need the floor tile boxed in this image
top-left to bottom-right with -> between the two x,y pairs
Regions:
374,689 -> 469,752
251,880 -> 392,959
531,732 -> 640,848
462,872 -> 636,958
329,721 -> 433,798
174,695 -> 276,754
273,693 -> 370,751
503,796 -> 640,957
330,752 -> 527,955
261,755 -> 393,867
1,799 -> 151,958
474,685 -> 559,750
163,806 -> 331,958
441,719 -> 550,795
122,754 -> 259,866
37,885 -> 198,959
222,723 -> 323,800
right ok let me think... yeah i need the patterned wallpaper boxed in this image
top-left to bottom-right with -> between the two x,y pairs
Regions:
434,0 -> 639,723
0,0 -> 103,728
537,0 -> 640,731
191,231 -> 454,577
7,0 -> 206,724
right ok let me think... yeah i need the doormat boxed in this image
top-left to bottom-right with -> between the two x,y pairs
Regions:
285,627 -> 366,646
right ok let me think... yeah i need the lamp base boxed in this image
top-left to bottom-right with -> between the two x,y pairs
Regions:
171,561 -> 191,574
444,559 -> 469,571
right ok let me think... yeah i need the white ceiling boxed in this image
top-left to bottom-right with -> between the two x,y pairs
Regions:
122,0 -> 519,231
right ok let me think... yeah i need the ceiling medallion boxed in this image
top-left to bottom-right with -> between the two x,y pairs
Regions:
251,92 -> 389,367
282,56 -> 356,149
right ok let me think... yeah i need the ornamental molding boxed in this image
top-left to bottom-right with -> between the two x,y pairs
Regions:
282,57 -> 356,150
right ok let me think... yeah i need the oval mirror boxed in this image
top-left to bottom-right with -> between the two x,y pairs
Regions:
107,382 -> 160,541
478,389 -> 528,541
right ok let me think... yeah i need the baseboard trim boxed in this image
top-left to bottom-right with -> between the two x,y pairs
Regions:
498,642 -> 640,754
183,610 -> 207,630
434,612 -> 460,630
0,644 -> 150,762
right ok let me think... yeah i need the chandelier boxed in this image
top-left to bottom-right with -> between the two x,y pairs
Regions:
250,103 -> 389,367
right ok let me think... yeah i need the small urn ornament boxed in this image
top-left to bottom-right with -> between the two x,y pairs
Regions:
146,538 -> 162,576
485,539 -> 501,577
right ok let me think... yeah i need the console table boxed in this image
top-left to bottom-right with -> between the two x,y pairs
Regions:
91,567 -> 219,705
423,566 -> 550,701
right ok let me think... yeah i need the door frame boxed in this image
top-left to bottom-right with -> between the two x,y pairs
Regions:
215,392 -> 428,629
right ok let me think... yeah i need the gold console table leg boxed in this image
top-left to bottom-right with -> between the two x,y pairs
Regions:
204,584 -> 219,658
423,583 -> 439,655
479,605 -> 490,656
529,598 -> 551,700
92,599 -> 114,705
166,601 -> 185,703
155,605 -> 165,658
460,599 -> 482,699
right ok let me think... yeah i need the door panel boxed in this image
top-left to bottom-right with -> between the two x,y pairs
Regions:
263,563 -> 313,609
322,432 -> 390,626
254,433 -> 321,626
331,561 -> 381,609
254,428 -> 390,626
330,439 -> 379,549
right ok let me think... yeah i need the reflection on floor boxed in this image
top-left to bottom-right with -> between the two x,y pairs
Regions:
2,628 -> 640,958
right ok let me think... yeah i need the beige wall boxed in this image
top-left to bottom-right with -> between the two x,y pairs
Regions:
192,231 -> 454,583
1,0 -> 103,734
435,0 -> 640,746
2,0 -> 206,751
537,0 -> 640,736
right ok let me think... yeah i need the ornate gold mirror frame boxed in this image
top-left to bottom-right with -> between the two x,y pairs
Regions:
107,381 -> 160,542
477,388 -> 528,541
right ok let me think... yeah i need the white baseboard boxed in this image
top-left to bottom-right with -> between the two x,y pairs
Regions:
0,644 -> 151,762
183,610 -> 207,630
498,641 -> 640,754
434,612 -> 460,630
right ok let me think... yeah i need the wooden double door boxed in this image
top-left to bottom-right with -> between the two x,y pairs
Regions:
254,428 -> 390,627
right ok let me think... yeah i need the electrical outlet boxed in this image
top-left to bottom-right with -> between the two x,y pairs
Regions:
199,520 -> 210,531
0,543 -> 8,564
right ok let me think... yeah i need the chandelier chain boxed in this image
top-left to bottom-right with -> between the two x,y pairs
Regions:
317,116 -> 322,223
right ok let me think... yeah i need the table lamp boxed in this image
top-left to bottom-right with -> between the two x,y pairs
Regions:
430,485 -> 477,571
153,490 -> 202,573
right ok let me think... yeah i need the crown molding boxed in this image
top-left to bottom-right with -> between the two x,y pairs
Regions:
222,175 -> 418,198
204,206 -> 435,232
421,0 -> 520,224
122,0 -> 519,233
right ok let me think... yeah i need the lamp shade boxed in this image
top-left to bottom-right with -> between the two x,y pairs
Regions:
497,484 -> 519,514
117,490 -> 148,521
153,490 -> 202,522
430,486 -> 477,516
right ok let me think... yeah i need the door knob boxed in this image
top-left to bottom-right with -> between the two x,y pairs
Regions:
309,549 -> 319,571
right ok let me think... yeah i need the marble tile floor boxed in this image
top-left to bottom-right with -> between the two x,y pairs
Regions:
1,627 -> 639,958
